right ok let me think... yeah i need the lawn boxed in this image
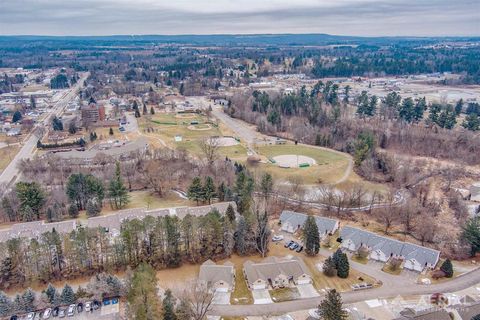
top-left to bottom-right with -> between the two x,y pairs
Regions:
269,287 -> 300,302
381,264 -> 403,275
0,145 -> 19,173
253,144 -> 351,184
351,255 -> 369,265
100,190 -> 193,215
230,269 -> 253,305
140,112 -> 248,160
268,241 -> 377,293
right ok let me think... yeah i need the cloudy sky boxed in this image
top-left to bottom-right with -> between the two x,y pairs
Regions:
0,0 -> 478,36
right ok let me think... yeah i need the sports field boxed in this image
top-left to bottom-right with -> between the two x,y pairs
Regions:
253,144 -> 351,184
140,112 -> 248,159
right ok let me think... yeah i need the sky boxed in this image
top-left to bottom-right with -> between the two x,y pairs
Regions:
0,0 -> 479,36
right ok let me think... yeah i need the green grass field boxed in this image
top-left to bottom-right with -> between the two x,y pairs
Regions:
253,144 -> 351,184
141,112 -> 248,159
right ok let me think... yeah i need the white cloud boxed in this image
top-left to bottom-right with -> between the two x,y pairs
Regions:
0,0 -> 478,36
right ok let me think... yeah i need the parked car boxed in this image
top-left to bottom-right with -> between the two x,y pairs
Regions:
295,245 -> 303,253
77,303 -> 83,313
10,315 -> 17,320
67,304 -> 76,317
92,300 -> 100,310
52,307 -> 59,317
58,309 -> 66,318
103,299 -> 111,306
85,302 -> 92,312
289,242 -> 299,250
42,308 -> 52,319
26,312 -> 35,320
111,298 -> 119,305
284,240 -> 294,248
272,235 -> 284,242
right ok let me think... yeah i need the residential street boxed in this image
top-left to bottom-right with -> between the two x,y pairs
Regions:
0,73 -> 89,187
210,261 -> 480,317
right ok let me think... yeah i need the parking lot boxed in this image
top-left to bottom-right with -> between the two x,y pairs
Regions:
14,301 -> 120,320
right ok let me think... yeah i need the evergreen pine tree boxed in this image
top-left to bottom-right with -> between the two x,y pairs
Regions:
187,177 -> 204,205
109,127 -> 114,135
455,99 -> 463,115
462,113 -> 480,131
108,162 -> 130,209
303,216 -> 320,256
143,103 -> 148,115
203,176 -> 216,204
22,205 -> 34,222
13,294 -> 23,313
22,288 -> 36,312
162,289 -> 177,320
332,249 -> 343,269
150,106 -> 155,115
322,257 -> 337,277
336,253 -> 350,279
226,204 -> 236,223
68,204 -> 79,218
0,291 -> 11,317
317,289 -> 348,320
60,284 -> 76,305
86,198 -> 101,217
45,283 -> 57,304
440,259 -> 454,278
217,182 -> 226,201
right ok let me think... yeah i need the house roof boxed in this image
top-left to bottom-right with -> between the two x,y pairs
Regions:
279,210 -> 339,234
243,256 -> 311,286
198,260 -> 234,287
395,308 -> 451,320
456,300 -> 480,320
340,226 -> 440,267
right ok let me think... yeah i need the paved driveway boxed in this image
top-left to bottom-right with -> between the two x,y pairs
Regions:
213,291 -> 231,305
252,289 -> 273,304
297,284 -> 320,298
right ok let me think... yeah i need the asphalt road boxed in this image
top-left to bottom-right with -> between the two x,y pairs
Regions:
211,106 -> 258,152
210,263 -> 480,317
0,73 -> 88,187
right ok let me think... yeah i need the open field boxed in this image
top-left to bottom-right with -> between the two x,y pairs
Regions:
101,190 -> 193,214
140,112 -> 248,159
0,145 -> 20,173
253,144 -> 351,184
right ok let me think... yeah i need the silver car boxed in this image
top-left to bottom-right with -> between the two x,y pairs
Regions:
42,308 -> 52,319
67,304 -> 76,317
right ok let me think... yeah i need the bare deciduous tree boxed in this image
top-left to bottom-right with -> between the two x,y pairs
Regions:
179,280 -> 215,320
199,136 -> 219,165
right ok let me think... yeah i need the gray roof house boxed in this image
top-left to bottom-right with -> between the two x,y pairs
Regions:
198,260 -> 235,292
243,256 -> 312,290
279,211 -> 339,236
340,226 -> 440,272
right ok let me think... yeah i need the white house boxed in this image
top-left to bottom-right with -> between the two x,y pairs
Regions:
198,260 -> 235,292
243,256 -> 312,290
279,211 -> 339,238
340,226 -> 440,272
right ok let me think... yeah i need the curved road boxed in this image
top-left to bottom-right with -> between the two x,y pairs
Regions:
211,263 -> 480,317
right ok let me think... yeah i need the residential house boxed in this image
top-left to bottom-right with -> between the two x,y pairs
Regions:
198,260 -> 235,292
279,210 -> 339,238
243,256 -> 312,290
470,182 -> 480,202
340,226 -> 440,272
